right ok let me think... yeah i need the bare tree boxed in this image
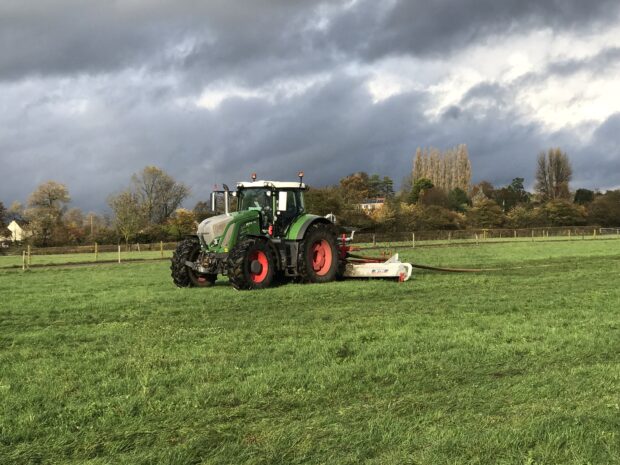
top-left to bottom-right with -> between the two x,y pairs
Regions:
131,166 -> 190,224
535,148 -> 572,201
412,144 -> 471,193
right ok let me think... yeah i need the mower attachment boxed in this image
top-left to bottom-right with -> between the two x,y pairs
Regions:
342,253 -> 413,282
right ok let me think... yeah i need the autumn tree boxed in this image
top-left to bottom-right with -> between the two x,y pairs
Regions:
465,199 -> 505,228
108,190 -> 146,245
305,187 -> 343,216
535,148 -> 572,201
64,207 -> 87,244
25,181 -> 71,246
419,187 -> 450,208
339,172 -> 370,203
541,199 -> 586,226
131,166 -> 190,224
166,209 -> 198,240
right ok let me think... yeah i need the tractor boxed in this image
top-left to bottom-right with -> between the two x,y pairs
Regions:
171,173 -> 341,290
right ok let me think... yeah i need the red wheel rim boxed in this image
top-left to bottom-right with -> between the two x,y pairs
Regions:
249,250 -> 269,283
311,240 -> 333,276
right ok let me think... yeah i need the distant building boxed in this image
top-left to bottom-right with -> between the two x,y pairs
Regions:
359,198 -> 385,212
1,220 -> 29,242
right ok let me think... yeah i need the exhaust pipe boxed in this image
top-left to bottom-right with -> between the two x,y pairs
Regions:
210,192 -> 217,212
223,184 -> 230,216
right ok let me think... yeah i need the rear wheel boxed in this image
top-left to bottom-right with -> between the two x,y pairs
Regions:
299,223 -> 339,283
227,239 -> 275,290
171,238 -> 217,288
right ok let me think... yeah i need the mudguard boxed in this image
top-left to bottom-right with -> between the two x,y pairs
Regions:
286,214 -> 333,240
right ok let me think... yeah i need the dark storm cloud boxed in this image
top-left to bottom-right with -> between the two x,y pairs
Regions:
573,113 -> 620,189
3,0 -> 620,83
0,1 -> 336,83
1,0 -> 619,213
328,0 -> 620,60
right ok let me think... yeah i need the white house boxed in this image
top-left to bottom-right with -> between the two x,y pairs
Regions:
1,220 -> 28,242
359,198 -> 385,212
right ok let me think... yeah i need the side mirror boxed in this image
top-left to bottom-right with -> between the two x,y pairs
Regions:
277,191 -> 288,212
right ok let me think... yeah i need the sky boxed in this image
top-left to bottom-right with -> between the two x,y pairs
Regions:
1,0 -> 619,213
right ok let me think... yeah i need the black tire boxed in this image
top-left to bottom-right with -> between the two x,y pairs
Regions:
298,223 -> 339,283
227,239 -> 275,290
170,238 -> 217,288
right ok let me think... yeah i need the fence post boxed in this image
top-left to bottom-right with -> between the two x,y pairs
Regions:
22,250 -> 26,271
448,231 -> 452,243
593,229 -> 597,238
160,241 -> 164,258
118,245 -> 121,263
372,234 -> 376,246
412,233 -> 415,249
568,230 -> 571,240
95,242 -> 98,261
531,230 -> 534,242
137,242 -> 141,252
27,245 -> 31,266
475,233 -> 479,245
514,230 -> 516,239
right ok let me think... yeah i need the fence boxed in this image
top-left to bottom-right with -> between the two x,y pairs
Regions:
0,241 -> 178,270
1,241 -> 178,256
352,226 -> 619,247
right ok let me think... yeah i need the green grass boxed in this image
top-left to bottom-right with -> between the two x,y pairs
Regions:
1,240 -> 619,464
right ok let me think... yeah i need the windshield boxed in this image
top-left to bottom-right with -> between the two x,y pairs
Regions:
238,188 -> 272,211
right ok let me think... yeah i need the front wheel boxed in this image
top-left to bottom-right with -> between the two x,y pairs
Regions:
170,238 -> 217,288
227,239 -> 275,290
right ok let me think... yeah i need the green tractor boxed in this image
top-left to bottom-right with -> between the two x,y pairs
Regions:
171,174 -> 341,290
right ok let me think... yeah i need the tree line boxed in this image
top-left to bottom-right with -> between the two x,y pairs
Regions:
0,166 -> 197,247
304,146 -> 620,232
1,146 -> 619,247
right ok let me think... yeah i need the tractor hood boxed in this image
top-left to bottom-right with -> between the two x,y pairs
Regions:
197,213 -> 234,246
197,210 -> 260,247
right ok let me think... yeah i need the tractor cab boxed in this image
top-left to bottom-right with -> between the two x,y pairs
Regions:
236,179 -> 306,235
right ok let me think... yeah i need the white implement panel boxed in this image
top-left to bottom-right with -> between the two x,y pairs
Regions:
343,254 -> 413,282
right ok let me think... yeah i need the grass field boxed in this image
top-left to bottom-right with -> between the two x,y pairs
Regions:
1,240 -> 619,464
